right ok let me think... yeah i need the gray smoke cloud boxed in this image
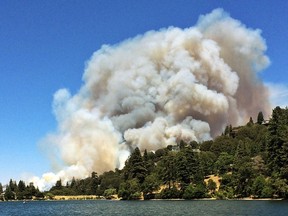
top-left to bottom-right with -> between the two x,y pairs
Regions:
33,9 -> 270,190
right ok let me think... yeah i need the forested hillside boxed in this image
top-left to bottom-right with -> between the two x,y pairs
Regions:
1,106 -> 288,201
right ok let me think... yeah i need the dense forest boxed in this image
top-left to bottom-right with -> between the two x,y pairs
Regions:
1,106 -> 288,201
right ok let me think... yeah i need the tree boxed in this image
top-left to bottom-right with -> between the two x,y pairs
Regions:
235,124 -> 268,156
229,125 -> 233,136
154,148 -> 166,160
179,140 -> 186,150
70,177 -> 76,189
103,188 -> 117,199
235,140 -> 251,160
26,182 -> 38,198
219,173 -> 234,191
18,180 -> 26,192
190,141 -> 199,149
183,183 -> 207,199
224,126 -> 230,136
207,179 -> 217,194
261,185 -> 274,198
142,173 -> 160,199
0,183 -> 3,194
175,151 -> 190,188
142,149 -> 156,175
98,170 -> 121,195
215,152 -> 234,175
9,179 -> 17,192
267,107 -> 288,172
252,155 -> 267,175
17,180 -> 26,200
89,172 -> 99,195
273,178 -> 288,198
157,152 -> 177,189
199,151 -> 217,175
123,147 -> 147,183
224,125 -> 233,136
233,161 -> 254,197
55,179 -> 63,189
210,136 -> 237,157
143,149 -> 149,162
118,179 -> 141,200
200,140 -> 213,152
247,117 -> 254,126
4,186 -> 15,200
252,175 -> 266,197
184,147 -> 203,183
257,111 -> 264,124
158,187 -> 181,199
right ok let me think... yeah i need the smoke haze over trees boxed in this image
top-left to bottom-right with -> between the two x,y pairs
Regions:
45,106 -> 288,200
2,107 -> 288,200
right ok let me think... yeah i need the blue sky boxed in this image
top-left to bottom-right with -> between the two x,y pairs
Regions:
0,0 -> 287,184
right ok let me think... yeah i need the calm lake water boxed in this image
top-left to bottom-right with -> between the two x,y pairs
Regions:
1,200 -> 288,216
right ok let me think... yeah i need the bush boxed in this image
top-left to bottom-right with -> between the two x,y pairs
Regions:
103,188 -> 117,199
118,179 -> 141,200
158,188 -> 181,199
261,186 -> 274,198
183,184 -> 207,199
215,187 -> 234,200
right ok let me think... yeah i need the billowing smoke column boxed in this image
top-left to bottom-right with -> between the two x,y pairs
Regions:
33,9 -> 270,190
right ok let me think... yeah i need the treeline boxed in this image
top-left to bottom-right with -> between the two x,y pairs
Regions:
0,180 -> 44,201
2,106 -> 288,200
47,172 -> 99,197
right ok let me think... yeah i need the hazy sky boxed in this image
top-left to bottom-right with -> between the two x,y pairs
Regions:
0,0 -> 287,184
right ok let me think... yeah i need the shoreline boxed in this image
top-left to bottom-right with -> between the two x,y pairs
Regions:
1,197 -> 284,202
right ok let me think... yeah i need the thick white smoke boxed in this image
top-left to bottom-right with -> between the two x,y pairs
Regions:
34,9 -> 270,190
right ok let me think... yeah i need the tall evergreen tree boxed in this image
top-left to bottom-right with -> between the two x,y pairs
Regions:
257,111 -> 264,124
267,106 -> 288,173
158,153 -> 177,189
123,147 -> 147,183
143,149 -> 149,162
9,179 -> 17,192
55,179 -> 62,189
224,126 -> 229,136
18,180 -> 26,192
175,151 -> 190,187
4,186 -> 14,200
70,177 -> 76,189
90,172 -> 99,195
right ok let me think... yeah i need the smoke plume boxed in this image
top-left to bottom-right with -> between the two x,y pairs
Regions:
34,9 -> 270,190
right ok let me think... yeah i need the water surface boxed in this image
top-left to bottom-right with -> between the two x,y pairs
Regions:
1,200 -> 287,216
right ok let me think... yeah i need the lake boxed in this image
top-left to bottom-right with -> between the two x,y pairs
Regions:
1,200 -> 288,216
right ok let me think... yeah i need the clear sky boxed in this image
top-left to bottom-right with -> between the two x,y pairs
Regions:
0,0 -> 287,184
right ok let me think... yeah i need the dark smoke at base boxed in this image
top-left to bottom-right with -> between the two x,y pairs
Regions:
32,9 -> 270,190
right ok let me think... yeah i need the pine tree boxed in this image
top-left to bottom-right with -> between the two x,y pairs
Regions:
4,186 -> 15,200
143,149 -> 148,162
224,126 -> 229,136
90,172 -> 99,195
70,177 -> 76,189
55,179 -> 63,190
229,125 -> 233,136
158,153 -> 177,189
257,111 -> 264,124
123,147 -> 147,183
9,179 -> 17,192
267,107 -> 288,173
